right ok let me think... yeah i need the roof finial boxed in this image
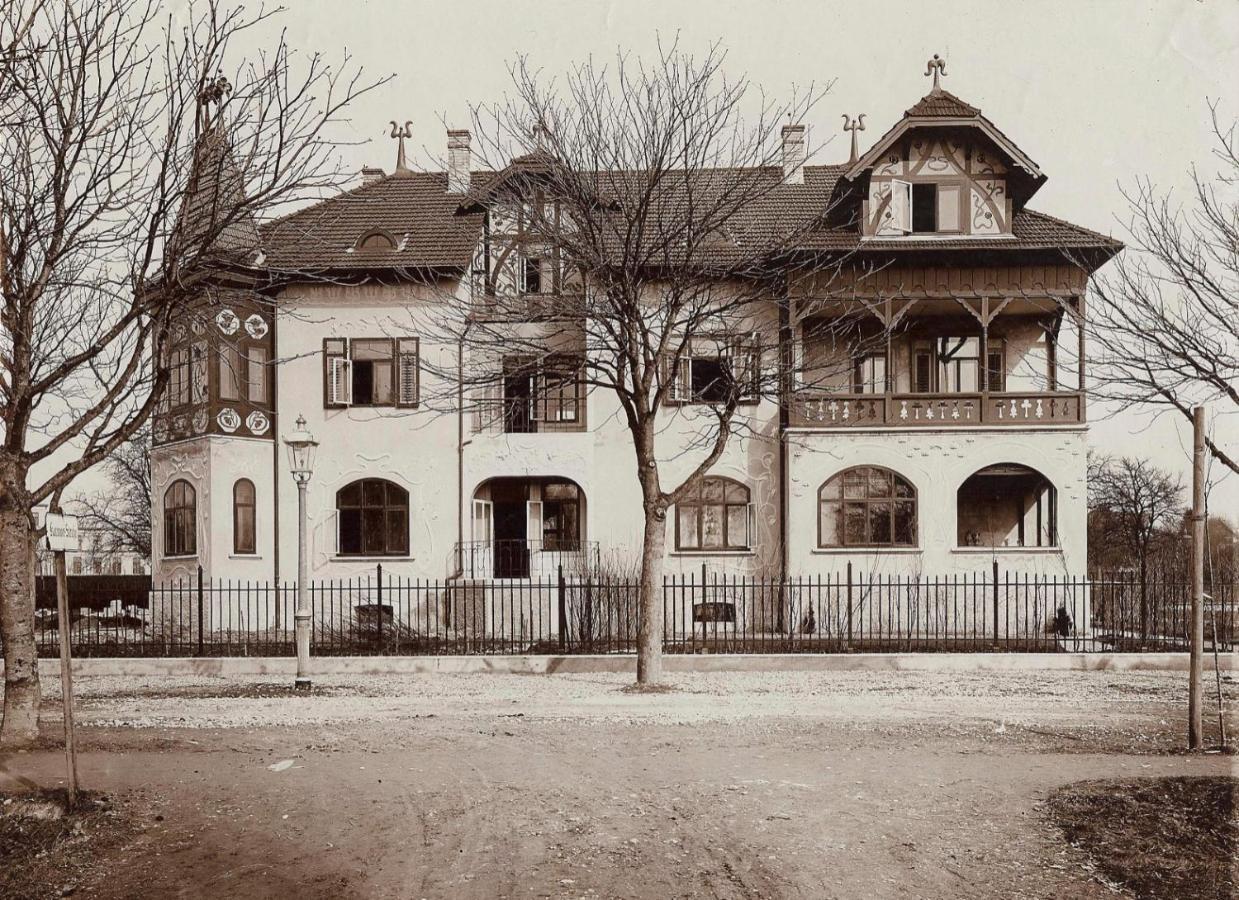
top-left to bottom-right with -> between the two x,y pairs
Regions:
197,72 -> 231,130
925,54 -> 947,93
842,113 -> 866,165
389,120 -> 413,173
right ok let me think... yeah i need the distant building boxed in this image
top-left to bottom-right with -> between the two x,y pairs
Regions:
33,507 -> 150,577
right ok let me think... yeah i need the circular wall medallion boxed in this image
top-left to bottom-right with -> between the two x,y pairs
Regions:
244,313 -> 268,339
217,408 -> 241,433
215,308 -> 240,335
245,411 -> 270,435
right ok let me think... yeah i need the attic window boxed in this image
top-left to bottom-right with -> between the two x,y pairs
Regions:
357,230 -> 397,251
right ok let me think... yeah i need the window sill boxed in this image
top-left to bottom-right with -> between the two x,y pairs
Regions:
811,547 -> 922,555
330,556 -> 414,563
229,554 -> 263,560
951,546 -> 1062,554
162,554 -> 199,561
670,549 -> 757,558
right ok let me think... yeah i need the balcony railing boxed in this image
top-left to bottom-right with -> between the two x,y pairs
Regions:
455,539 -> 601,580
790,390 -> 1084,428
471,394 -> 587,434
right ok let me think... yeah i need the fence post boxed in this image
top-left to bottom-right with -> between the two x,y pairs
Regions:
992,560 -> 1000,646
846,562 -> 853,649
701,562 -> 708,649
557,565 -> 567,650
197,565 -> 205,657
376,563 -> 384,649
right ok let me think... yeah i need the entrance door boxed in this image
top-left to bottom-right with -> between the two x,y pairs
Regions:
492,497 -> 529,578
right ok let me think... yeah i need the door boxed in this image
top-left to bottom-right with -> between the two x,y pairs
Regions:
492,500 -> 529,578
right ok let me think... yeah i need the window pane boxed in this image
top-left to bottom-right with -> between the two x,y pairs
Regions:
700,505 -> 723,549
352,360 -> 375,404
678,505 -> 699,549
351,340 -> 392,361
235,480 -> 254,505
894,477 -> 915,499
701,479 -> 725,503
339,482 -> 361,506
868,501 -> 892,545
820,501 -> 842,546
844,503 -> 867,545
371,358 -> 393,404
248,349 -> 267,403
821,476 -> 842,501
894,500 -> 916,545
339,509 -> 362,554
387,509 -> 408,554
843,471 -> 867,499
867,468 -> 892,498
363,480 -> 385,506
726,505 -> 749,548
219,344 -> 241,400
362,508 -> 386,554
235,504 -> 255,554
723,481 -> 749,503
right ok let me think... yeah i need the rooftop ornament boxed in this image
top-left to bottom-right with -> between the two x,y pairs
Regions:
925,54 -> 947,93
842,114 -> 866,165
196,72 -> 231,130
390,120 -> 413,173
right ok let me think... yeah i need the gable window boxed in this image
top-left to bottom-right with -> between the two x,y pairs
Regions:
675,477 -> 753,552
233,479 -> 256,554
163,479 -> 197,557
356,230 -> 396,251
912,183 -> 937,233
819,467 -> 916,548
324,338 -> 419,409
669,334 -> 760,405
913,338 -> 1004,393
336,478 -> 409,557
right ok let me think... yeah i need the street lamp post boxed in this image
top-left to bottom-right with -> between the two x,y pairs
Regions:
284,414 -> 318,690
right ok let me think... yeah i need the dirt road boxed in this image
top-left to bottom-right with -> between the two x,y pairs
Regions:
2,670 -> 1234,899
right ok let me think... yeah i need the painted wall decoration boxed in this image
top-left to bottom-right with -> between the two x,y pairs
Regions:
244,313 -> 269,339
190,340 -> 209,405
217,407 -> 241,432
192,409 -> 209,434
246,411 -> 270,435
215,308 -> 240,335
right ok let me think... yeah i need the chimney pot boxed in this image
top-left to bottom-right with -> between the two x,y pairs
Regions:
447,129 -> 471,194
781,124 -> 806,185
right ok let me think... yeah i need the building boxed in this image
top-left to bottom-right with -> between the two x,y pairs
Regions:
149,61 -> 1120,605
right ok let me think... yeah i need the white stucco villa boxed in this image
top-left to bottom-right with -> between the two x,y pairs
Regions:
149,65 -> 1121,595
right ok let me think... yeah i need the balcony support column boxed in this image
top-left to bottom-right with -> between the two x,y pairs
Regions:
1076,295 -> 1087,422
979,296 -> 990,423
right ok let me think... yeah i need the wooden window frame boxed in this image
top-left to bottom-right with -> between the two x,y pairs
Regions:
233,478 -> 257,555
818,466 -> 917,549
674,476 -> 753,552
323,337 -> 420,409
335,478 -> 410,557
163,479 -> 197,558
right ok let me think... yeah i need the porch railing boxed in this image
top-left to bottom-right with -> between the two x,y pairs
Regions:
454,539 -> 601,580
790,390 -> 1084,428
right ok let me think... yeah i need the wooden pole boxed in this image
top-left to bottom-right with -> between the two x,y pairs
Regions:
53,547 -> 79,809
1189,406 -> 1205,750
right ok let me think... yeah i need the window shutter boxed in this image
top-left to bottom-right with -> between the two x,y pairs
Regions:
745,503 -> 755,549
914,349 -> 932,394
672,357 -> 691,402
396,338 -> 420,408
986,350 -> 1004,393
889,180 -> 912,233
328,356 -> 353,407
526,500 -> 543,549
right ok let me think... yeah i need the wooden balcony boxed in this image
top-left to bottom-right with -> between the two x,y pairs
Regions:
790,390 -> 1085,428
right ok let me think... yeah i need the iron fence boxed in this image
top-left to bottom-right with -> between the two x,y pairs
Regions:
34,564 -> 1238,658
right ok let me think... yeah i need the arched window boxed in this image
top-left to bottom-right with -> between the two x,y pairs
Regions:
675,477 -> 752,551
337,479 -> 409,556
957,464 -> 1057,548
233,479 -> 256,554
356,230 -> 396,251
819,467 -> 917,548
163,479 -> 197,557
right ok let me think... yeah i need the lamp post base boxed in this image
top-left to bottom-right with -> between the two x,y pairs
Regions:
294,677 -> 312,691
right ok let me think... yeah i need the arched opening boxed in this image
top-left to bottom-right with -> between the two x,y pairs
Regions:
336,478 -> 409,557
355,229 -> 397,251
818,466 -> 917,548
469,476 -> 586,578
957,464 -> 1057,548
233,479 -> 256,555
163,479 -> 197,557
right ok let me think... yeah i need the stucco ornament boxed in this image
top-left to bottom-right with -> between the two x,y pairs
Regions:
217,408 -> 241,433
192,409 -> 208,434
215,308 -> 240,335
246,411 -> 270,435
244,313 -> 268,339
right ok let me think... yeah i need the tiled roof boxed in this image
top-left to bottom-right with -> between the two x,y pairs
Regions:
904,89 -> 980,118
258,162 -> 1119,276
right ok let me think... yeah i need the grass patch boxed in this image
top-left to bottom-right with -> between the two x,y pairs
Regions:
1047,775 -> 1237,900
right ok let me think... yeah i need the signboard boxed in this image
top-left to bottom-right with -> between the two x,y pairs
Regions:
44,513 -> 80,553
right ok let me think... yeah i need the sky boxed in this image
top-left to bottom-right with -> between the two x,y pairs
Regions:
57,0 -> 1239,516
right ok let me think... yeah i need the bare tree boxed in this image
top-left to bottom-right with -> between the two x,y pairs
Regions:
0,0 -> 382,746
74,425 -> 152,558
427,45 -> 864,685
1086,103 -> 1238,474
1087,454 -> 1184,643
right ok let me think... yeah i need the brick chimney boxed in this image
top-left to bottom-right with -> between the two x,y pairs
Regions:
781,124 -> 805,185
447,129 -> 471,194
361,166 -> 385,186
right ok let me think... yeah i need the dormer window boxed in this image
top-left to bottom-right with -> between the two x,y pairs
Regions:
356,230 -> 397,251
911,183 -> 962,234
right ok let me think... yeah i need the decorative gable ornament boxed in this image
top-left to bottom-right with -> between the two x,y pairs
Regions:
246,411 -> 270,435
215,308 -> 240,335
244,313 -> 268,339
217,408 -> 241,432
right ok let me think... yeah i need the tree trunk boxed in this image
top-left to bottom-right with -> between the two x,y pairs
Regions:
0,467 -> 40,747
635,474 -> 667,686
